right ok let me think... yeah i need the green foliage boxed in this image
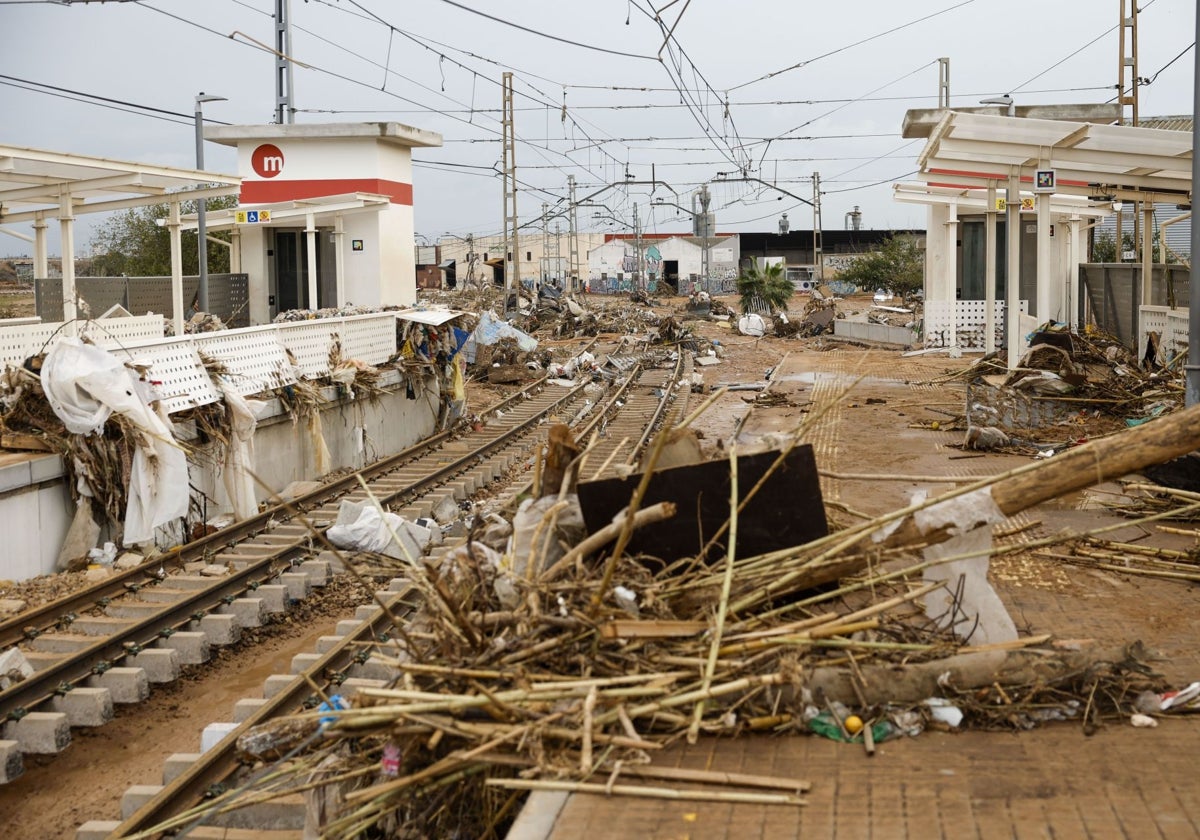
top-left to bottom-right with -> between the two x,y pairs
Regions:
1090,230 -> 1168,264
736,259 -> 794,314
88,194 -> 238,277
835,236 -> 925,299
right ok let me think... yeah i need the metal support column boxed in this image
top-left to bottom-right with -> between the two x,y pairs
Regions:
1036,179 -> 1054,322
333,214 -> 346,308
167,200 -> 184,337
812,172 -> 823,282
275,0 -> 295,123
501,72 -> 519,317
1187,0 -> 1200,405
1005,169 -> 1022,368
938,57 -> 950,108
305,211 -> 318,309
567,175 -> 580,292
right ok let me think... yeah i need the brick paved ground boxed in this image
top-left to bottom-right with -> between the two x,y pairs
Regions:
526,348 -> 1200,840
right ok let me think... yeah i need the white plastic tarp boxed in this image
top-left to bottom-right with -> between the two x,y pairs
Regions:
42,338 -> 189,545
466,310 -> 539,364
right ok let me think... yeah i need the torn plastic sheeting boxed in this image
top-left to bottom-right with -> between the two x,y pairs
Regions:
912,486 -> 1006,538
470,310 -> 538,354
42,338 -> 190,545
218,382 -> 269,521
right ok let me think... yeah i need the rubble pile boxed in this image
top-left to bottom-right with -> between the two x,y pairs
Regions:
156,408 -> 1200,839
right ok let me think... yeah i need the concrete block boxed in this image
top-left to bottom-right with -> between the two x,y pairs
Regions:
355,604 -> 382,621
222,598 -> 267,628
75,821 -> 121,840
28,633 -> 92,654
315,635 -> 343,654
199,613 -> 241,646
290,652 -> 322,674
132,648 -> 180,683
233,698 -> 269,723
335,619 -> 362,636
349,656 -> 400,682
315,550 -> 346,573
103,602 -> 162,620
69,615 -> 134,636
262,674 -> 294,700
387,577 -> 411,592
170,575 -> 214,590
0,740 -> 23,783
298,559 -> 330,586
255,585 -> 289,613
163,752 -> 200,784
121,784 -> 163,819
200,722 -> 238,753
207,793 -> 306,830
90,667 -> 149,704
138,586 -> 190,603
160,631 -> 210,665
4,712 -> 70,754
279,572 -> 311,601
50,687 -> 114,727
182,560 -> 208,573
337,678 -> 387,700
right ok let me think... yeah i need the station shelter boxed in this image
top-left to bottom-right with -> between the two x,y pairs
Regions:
196,122 -> 442,324
900,111 -> 1191,365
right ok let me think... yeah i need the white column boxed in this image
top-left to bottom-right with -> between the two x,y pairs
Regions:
985,184 -> 998,354
1067,217 -> 1082,330
1142,203 -> 1155,306
168,200 -> 184,336
33,214 -> 49,281
1006,170 -> 1022,369
334,213 -> 346,308
1036,188 -> 1054,323
58,197 -> 77,336
945,201 -> 959,349
305,211 -> 318,309
230,226 -> 242,274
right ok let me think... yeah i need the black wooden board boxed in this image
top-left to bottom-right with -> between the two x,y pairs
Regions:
577,445 -> 827,563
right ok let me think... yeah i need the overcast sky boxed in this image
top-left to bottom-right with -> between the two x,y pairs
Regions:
1,0 -> 1196,257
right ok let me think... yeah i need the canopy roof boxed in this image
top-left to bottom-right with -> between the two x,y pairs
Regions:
177,192 -> 390,232
893,182 -> 1111,218
0,144 -> 240,224
917,112 -> 1192,203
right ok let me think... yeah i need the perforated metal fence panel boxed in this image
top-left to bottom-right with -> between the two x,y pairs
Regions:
38,275 -> 250,327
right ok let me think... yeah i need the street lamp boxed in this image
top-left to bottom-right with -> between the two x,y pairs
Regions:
980,94 -> 1015,117
195,92 -> 227,314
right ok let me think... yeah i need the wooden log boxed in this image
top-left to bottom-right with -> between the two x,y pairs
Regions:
1,433 -> 53,452
805,642 -> 1140,707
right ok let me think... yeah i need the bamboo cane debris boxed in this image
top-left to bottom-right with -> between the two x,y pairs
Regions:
157,409 -> 1200,839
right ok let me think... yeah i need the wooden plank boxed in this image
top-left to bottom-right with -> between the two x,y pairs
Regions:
1,433 -> 53,452
600,620 -> 707,640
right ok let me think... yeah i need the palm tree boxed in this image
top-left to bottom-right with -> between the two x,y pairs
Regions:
736,260 -> 794,314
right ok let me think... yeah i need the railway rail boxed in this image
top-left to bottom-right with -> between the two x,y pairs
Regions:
100,344 -> 687,839
0,339 -> 618,771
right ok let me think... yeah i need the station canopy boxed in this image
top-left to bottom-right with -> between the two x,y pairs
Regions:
915,112 -> 1192,205
0,144 -> 240,224
178,192 -> 390,232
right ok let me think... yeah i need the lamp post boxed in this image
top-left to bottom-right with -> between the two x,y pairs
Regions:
194,92 -> 226,315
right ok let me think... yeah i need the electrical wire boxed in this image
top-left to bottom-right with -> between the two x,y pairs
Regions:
728,0 -> 978,92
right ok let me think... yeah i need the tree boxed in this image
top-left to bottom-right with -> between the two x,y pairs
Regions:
736,259 -> 794,314
1090,230 -> 1169,263
88,194 -> 238,277
835,235 -> 925,300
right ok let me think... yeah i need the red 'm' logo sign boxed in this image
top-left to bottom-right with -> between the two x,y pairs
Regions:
251,144 -> 285,178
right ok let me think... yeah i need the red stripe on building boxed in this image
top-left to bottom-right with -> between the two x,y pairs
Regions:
240,178 -> 414,205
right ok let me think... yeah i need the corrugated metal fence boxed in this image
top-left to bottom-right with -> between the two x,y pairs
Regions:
1079,263 -> 1190,350
35,274 -> 250,328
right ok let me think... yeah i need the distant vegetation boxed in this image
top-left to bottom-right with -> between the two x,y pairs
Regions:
89,194 -> 239,277
834,236 -> 925,300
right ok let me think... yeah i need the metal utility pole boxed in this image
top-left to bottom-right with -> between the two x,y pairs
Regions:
695,184 -> 712,294
633,203 -> 643,292
812,172 -> 824,282
194,93 -> 226,314
501,72 -> 519,316
567,175 -> 580,293
1188,1 -> 1200,406
541,201 -> 550,292
938,57 -> 950,108
275,0 -> 295,124
1117,0 -> 1140,127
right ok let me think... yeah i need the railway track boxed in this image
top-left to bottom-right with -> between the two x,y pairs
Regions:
90,344 -> 687,839
0,341 -> 624,778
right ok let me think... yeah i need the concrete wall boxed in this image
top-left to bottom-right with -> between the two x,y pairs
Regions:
0,369 -> 440,582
